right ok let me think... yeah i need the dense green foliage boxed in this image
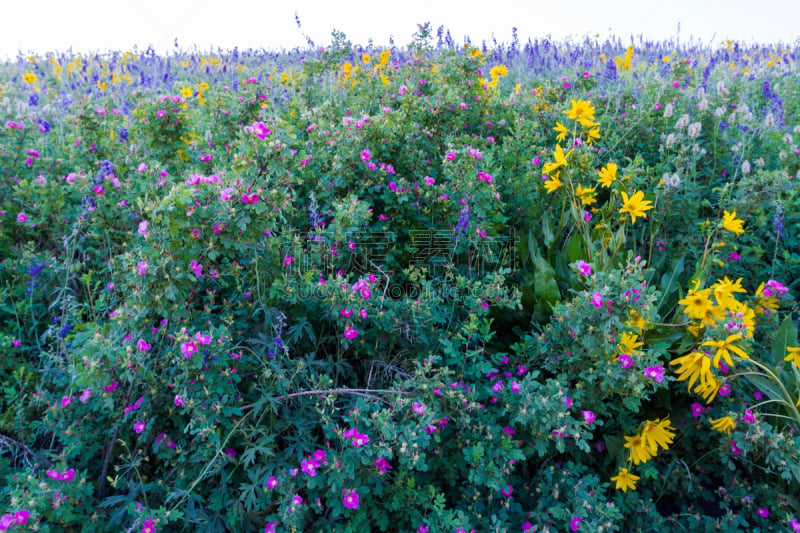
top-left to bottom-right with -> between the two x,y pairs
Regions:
1,26 -> 800,532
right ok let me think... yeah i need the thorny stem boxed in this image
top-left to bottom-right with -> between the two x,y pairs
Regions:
98,426 -> 119,500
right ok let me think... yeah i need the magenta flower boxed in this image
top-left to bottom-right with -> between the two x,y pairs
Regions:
0,515 -> 13,529
691,402 -> 704,417
301,458 -> 319,477
291,495 -> 303,506
266,476 -> 278,489
313,449 -> 327,464
80,389 -> 92,403
137,339 -> 152,351
137,261 -> 148,276
644,365 -> 665,383
743,409 -> 755,424
16,212 -> 28,223
618,354 -> 633,368
61,396 -> 73,407
220,187 -> 234,201
194,332 -> 212,345
342,489 -> 359,509
251,121 -> 271,139
575,260 -> 592,276
360,149 -> 372,162
352,433 -> 369,447
133,421 -> 146,434
189,260 -> 204,278
570,516 -> 582,531
582,410 -> 596,424
13,510 -> 29,525
500,485 -> 513,498
492,380 -> 503,393
265,522 -> 278,533
156,110 -> 167,118
12,339 -> 21,347
174,395 -> 184,407
141,517 -> 156,533
61,468 -> 75,481
373,457 -> 392,473
123,396 -> 144,415
591,292 -> 603,308
413,402 -> 425,415
756,507 -> 769,518
729,440 -> 741,455
343,327 -> 358,340
181,341 -> 198,358
765,279 -> 789,296
423,176 -> 435,185
138,220 -> 149,237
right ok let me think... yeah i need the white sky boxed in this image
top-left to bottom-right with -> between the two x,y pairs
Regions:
1,0 -> 799,60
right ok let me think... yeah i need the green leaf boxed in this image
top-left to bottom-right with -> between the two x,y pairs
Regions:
564,232 -> 586,264
745,374 -> 786,403
657,254 -> 685,314
530,242 -> 560,306
771,316 -> 798,367
534,257 -> 560,304
604,434 -> 624,459
542,211 -> 556,250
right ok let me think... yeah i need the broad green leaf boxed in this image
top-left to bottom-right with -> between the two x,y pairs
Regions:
530,242 -> 560,306
745,374 -> 787,403
771,315 -> 798,367
542,211 -> 555,250
603,435 -> 624,459
657,254 -> 685,314
564,232 -> 586,264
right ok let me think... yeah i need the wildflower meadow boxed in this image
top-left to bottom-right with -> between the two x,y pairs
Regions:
1,23 -> 800,532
